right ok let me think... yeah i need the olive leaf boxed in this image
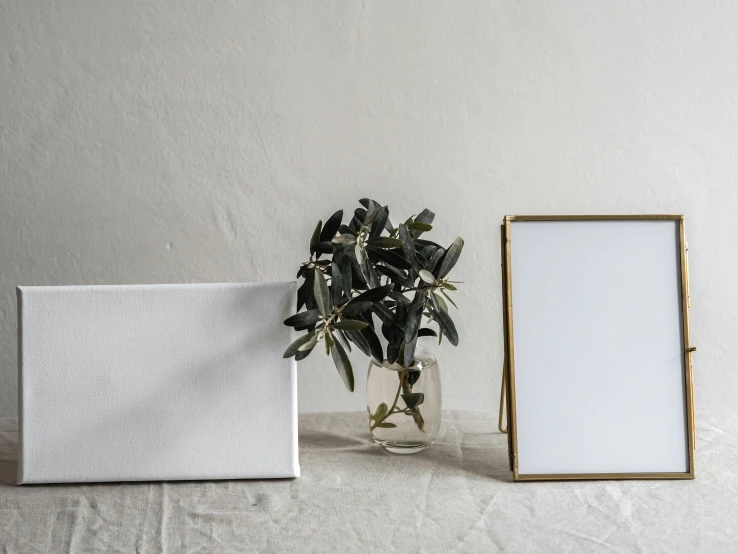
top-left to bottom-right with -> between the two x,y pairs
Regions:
386,340 -> 401,365
372,402 -> 389,421
407,222 -> 433,233
284,309 -> 320,328
388,291 -> 411,305
435,237 -> 464,279
365,258 -> 381,288
432,291 -> 449,314
346,328 -> 371,356
363,206 -> 379,227
440,289 -> 458,309
324,328 -> 335,354
419,245 -> 436,263
296,279 -> 308,312
367,247 -> 413,269
365,237 -> 404,249
333,319 -> 368,331
332,234 -> 357,244
298,333 -> 320,352
404,291 -> 425,346
361,325 -> 384,363
331,262 -> 343,305
355,242 -> 366,264
376,264 -> 413,287
331,339 -> 354,392
302,269 -> 317,311
359,198 -> 380,212
295,346 -> 314,361
418,269 -> 435,284
335,329 -> 352,353
360,198 -> 394,233
369,206 -> 389,238
283,332 -> 316,358
397,223 -> 416,266
341,301 -> 374,316
313,269 -> 331,316
320,210 -> 343,242
312,241 -> 333,254
333,244 -> 353,299
402,392 -> 425,410
430,293 -> 458,346
406,369 -> 422,386
353,284 -> 394,304
354,207 -> 368,224
374,301 -> 405,331
403,334 -> 418,368
414,208 -> 435,225
310,220 -> 322,250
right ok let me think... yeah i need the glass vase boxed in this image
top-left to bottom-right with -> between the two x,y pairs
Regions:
366,356 -> 441,454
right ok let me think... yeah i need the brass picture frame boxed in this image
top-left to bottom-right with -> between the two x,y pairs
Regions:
499,215 -> 696,482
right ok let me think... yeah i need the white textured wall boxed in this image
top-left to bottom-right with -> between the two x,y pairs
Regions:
1,1 -> 735,418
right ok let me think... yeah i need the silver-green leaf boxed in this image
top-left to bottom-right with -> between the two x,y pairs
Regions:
310,220 -> 322,249
333,319 -> 369,331
341,301 -> 373,316
419,269 -> 435,284
331,339 -> 355,392
402,392 -> 425,410
355,243 -> 366,264
365,237 -> 404,249
372,402 -> 389,421
298,333 -> 320,352
332,234 -> 357,244
436,236 -> 464,279
283,332 -> 315,358
313,269 -> 331,316
407,222 -> 433,233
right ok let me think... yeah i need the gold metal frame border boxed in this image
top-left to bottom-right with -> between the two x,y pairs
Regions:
501,214 -> 696,482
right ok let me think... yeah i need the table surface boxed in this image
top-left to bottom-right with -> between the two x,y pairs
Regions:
1,411 -> 736,553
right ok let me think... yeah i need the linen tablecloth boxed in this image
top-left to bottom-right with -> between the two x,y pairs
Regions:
1,411 -> 736,552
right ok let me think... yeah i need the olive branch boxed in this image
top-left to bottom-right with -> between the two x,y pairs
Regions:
283,199 -> 463,429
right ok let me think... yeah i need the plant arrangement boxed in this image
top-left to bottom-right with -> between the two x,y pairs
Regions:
283,199 -> 463,431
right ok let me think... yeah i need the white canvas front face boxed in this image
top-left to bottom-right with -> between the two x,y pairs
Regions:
17,282 -> 299,484
509,220 -> 689,476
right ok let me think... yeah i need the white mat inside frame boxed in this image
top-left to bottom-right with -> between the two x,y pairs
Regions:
502,216 -> 695,481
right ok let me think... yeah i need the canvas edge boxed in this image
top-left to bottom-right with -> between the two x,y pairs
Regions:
286,281 -> 301,479
16,286 -> 26,484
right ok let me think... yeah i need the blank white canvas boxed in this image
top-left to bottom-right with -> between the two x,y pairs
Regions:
17,282 -> 299,484
510,220 -> 688,475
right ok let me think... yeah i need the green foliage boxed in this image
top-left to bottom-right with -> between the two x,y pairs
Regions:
283,199 -> 464,392
401,392 -> 425,410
